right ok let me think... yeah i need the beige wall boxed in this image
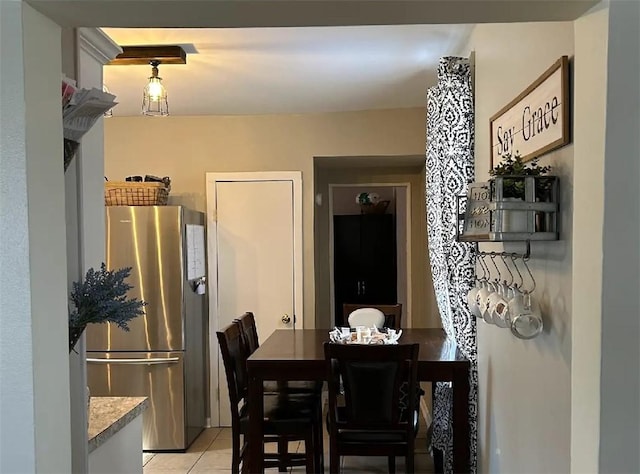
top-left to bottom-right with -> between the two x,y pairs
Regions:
597,1 -> 639,471
571,5 -> 608,472
465,21 -> 575,473
0,3 -> 71,471
105,108 -> 427,326
314,164 -> 439,329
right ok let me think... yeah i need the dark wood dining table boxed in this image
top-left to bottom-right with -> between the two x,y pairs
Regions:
246,328 -> 471,473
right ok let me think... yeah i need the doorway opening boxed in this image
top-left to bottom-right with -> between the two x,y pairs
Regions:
329,183 -> 409,327
313,155 -> 435,331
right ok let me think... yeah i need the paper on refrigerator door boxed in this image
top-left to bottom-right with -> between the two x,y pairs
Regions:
186,224 -> 206,280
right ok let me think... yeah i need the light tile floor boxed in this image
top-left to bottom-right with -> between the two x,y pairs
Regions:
143,420 -> 434,474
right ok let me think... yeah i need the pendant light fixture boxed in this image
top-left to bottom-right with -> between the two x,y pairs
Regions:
108,45 -> 187,117
142,60 -> 169,116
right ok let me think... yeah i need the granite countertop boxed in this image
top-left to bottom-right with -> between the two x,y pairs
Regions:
88,396 -> 148,453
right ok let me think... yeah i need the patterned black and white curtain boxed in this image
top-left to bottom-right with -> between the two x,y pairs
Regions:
426,56 -> 478,473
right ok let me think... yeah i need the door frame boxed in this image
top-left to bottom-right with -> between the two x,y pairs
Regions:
328,182 -> 413,328
205,171 -> 303,427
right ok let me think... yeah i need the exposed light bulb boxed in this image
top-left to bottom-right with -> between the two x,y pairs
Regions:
146,78 -> 164,101
142,60 -> 169,116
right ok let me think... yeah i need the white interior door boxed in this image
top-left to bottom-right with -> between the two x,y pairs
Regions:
206,172 -> 303,426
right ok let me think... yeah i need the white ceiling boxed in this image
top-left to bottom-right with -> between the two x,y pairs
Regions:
32,1 -> 599,29
102,25 -> 473,116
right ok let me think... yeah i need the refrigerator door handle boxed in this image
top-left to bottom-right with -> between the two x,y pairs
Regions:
87,357 -> 180,365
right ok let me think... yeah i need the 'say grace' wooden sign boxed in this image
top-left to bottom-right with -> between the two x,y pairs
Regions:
490,56 -> 570,168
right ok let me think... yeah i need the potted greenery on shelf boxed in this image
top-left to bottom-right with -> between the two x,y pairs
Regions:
489,153 -> 555,232
68,264 -> 146,353
489,152 -> 552,199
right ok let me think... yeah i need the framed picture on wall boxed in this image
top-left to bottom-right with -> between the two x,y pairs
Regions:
489,56 -> 570,168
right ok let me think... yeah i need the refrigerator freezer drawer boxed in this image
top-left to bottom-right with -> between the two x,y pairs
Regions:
87,351 -> 189,451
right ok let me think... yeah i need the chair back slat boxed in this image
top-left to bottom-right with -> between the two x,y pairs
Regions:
234,311 -> 260,354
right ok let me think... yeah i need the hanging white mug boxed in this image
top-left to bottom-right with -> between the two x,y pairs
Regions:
467,281 -> 483,318
508,285 -> 524,320
511,291 -> 543,339
479,281 -> 497,324
490,281 -> 511,328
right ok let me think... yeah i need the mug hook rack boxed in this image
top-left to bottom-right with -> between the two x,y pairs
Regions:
500,254 -> 515,287
468,240 -> 543,339
474,240 -> 531,260
511,253 -> 525,289
489,253 -> 502,283
472,241 -> 537,293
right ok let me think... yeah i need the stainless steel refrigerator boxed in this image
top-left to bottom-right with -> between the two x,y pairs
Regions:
86,206 -> 207,451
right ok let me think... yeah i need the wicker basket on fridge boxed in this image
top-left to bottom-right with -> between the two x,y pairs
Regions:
104,181 -> 170,206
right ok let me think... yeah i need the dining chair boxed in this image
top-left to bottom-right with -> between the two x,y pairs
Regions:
233,312 -> 323,395
233,312 -> 324,471
324,342 -> 420,474
343,303 -> 403,329
216,322 -> 322,474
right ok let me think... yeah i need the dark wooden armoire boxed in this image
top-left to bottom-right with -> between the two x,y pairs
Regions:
333,213 -> 397,326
